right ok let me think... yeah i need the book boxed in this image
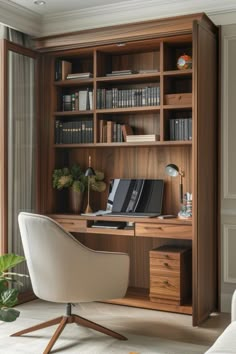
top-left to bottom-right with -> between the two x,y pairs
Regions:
106,69 -> 138,77
121,124 -> 133,141
126,134 -> 159,142
79,89 -> 89,111
61,60 -> 72,80
107,121 -> 114,143
67,72 -> 93,79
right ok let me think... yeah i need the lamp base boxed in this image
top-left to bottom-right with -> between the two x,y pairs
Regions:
84,204 -> 93,214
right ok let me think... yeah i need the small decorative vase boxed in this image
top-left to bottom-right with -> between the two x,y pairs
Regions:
68,188 -> 84,214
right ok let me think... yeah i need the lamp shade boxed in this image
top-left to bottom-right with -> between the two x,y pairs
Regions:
165,164 -> 179,177
85,167 -> 95,177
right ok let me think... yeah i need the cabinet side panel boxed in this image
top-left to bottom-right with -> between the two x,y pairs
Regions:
192,22 -> 218,325
38,54 -> 55,213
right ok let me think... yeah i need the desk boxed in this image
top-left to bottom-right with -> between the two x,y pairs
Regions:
49,214 -> 192,314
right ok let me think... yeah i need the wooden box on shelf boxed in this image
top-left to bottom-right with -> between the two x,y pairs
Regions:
149,245 -> 192,305
165,93 -> 192,105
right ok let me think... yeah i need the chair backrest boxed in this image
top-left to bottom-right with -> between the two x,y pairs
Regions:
18,212 -> 129,303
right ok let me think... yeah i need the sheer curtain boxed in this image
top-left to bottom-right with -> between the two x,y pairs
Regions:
1,25 -> 36,292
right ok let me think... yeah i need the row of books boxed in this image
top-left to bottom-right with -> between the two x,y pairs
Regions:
99,120 -> 124,143
55,120 -> 93,144
96,86 -> 160,109
62,89 -> 93,111
169,118 -> 192,141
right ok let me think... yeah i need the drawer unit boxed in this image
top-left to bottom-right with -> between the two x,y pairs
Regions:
149,245 -> 192,305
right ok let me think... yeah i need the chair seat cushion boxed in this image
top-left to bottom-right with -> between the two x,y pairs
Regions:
205,321 -> 236,353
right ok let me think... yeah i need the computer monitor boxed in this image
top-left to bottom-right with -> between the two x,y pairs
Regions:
106,179 -> 164,216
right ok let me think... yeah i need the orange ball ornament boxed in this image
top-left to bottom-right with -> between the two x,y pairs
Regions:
177,54 -> 192,70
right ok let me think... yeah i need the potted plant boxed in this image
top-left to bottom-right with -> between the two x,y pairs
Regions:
52,163 -> 106,213
0,253 -> 28,322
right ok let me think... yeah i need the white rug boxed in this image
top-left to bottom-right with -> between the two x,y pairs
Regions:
0,300 -> 208,354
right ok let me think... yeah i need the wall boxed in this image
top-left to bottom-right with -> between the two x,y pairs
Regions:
220,23 -> 236,312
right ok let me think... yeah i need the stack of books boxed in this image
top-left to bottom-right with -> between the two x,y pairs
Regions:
126,134 -> 159,142
66,72 -> 93,80
106,69 -> 138,77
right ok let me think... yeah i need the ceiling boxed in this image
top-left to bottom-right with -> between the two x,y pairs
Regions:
1,0 -> 236,37
6,0 -> 129,15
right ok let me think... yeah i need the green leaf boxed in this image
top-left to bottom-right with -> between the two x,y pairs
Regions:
1,288 -> 19,307
0,308 -> 20,322
0,279 -> 8,292
72,180 -> 85,193
0,254 -> 25,273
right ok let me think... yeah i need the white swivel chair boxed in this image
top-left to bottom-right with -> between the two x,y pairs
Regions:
11,212 -> 130,354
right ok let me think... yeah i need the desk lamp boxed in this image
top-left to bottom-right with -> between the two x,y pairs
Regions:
84,156 -> 95,213
165,163 -> 185,204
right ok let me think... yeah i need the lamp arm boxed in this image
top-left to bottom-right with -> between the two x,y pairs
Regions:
179,170 -> 184,204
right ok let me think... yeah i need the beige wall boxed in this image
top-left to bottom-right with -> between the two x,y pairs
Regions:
221,23 -> 236,311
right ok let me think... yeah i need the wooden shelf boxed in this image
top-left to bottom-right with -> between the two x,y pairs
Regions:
54,78 -> 94,86
97,72 -> 160,83
53,140 -> 192,148
106,288 -> 192,315
96,106 -> 160,114
54,111 -> 93,116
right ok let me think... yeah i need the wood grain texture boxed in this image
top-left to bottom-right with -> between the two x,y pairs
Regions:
38,13 -> 218,325
192,21 -> 218,325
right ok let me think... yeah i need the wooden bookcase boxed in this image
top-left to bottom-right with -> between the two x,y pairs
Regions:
37,13 -> 218,326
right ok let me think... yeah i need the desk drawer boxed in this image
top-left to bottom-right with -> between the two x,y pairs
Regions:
51,217 -> 87,233
150,258 -> 180,275
150,276 -> 180,300
136,223 -> 192,239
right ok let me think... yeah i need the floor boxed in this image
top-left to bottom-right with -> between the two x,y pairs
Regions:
0,300 -> 230,354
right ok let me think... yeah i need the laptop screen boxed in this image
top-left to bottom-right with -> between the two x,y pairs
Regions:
106,179 -> 164,215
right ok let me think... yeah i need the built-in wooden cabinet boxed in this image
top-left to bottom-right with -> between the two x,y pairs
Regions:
37,13 -> 218,325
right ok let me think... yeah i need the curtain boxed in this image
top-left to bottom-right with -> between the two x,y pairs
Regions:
4,25 -> 36,292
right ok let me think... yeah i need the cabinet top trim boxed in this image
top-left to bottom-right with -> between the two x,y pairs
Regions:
34,12 -> 216,52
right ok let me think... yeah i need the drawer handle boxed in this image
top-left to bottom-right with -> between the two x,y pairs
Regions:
163,280 -> 169,286
164,254 -> 169,259
163,262 -> 169,267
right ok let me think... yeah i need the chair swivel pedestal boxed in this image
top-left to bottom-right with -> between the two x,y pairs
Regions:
11,303 -> 127,354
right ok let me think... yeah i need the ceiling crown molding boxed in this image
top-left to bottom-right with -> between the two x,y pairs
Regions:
0,0 -> 41,36
41,0 -> 236,36
1,0 -> 236,37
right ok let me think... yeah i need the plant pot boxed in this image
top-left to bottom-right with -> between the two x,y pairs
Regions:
68,188 -> 84,214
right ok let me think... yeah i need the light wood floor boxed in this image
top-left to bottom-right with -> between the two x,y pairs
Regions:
1,299 -> 231,353
16,300 -> 231,346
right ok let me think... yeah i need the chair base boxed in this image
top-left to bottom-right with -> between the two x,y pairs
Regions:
11,312 -> 127,354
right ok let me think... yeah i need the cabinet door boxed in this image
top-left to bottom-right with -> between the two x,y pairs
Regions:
192,19 -> 218,325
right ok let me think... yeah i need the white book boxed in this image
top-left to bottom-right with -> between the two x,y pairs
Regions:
79,90 -> 89,111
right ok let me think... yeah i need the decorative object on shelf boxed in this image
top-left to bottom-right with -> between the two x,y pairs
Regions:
52,163 -> 106,214
178,192 -> 192,219
0,254 -> 28,322
165,163 -> 185,204
177,54 -> 192,70
84,156 -> 96,214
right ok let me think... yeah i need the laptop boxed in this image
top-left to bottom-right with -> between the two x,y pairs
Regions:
104,178 -> 164,218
